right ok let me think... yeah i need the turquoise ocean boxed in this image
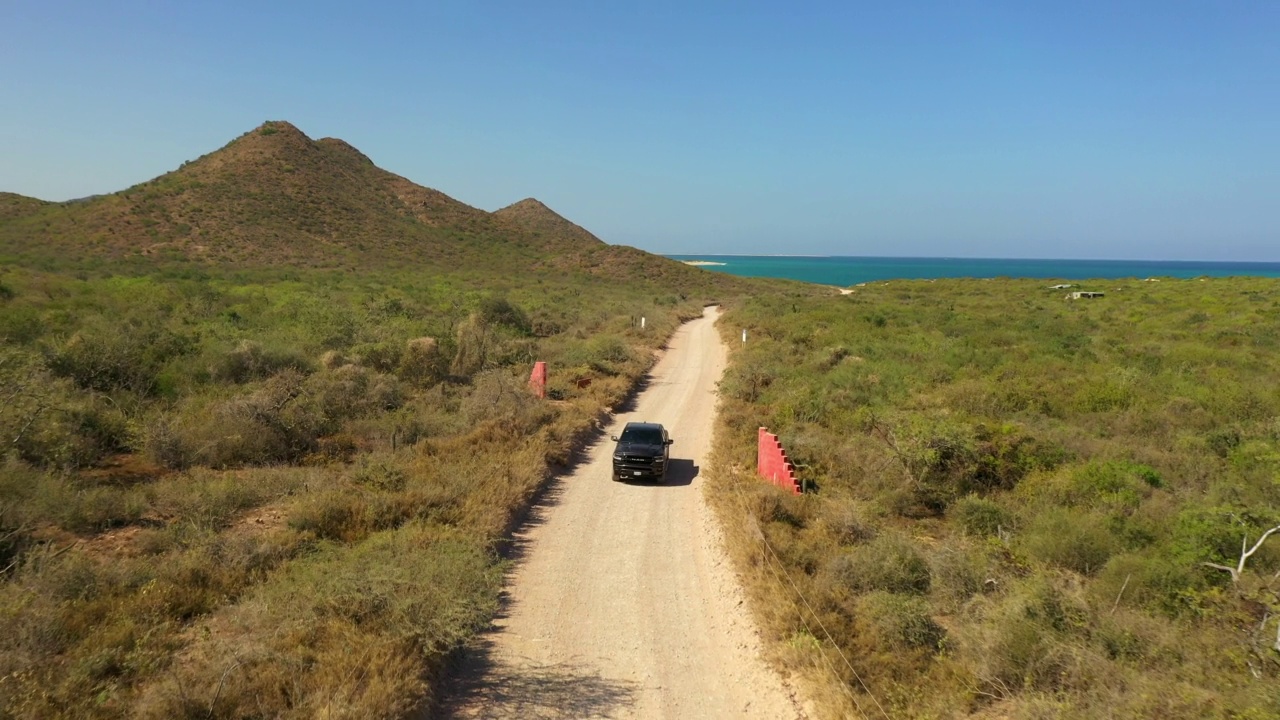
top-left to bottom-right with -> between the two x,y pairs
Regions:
664,255 -> 1280,286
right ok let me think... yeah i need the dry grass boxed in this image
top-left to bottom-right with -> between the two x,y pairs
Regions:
132,524 -> 501,720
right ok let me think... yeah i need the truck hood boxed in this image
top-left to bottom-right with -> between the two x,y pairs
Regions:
614,441 -> 664,456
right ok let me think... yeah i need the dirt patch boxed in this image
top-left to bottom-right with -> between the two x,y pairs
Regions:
82,524 -> 149,558
231,504 -> 289,536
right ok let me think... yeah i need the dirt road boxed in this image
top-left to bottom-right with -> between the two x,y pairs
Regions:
439,306 -> 803,719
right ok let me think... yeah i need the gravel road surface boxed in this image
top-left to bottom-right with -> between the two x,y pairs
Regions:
438,306 -> 803,719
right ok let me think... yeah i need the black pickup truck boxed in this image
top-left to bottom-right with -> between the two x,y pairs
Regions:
610,422 -> 672,482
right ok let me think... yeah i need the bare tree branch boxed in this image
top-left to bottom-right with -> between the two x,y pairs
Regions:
1202,524 -> 1280,583
1110,573 -> 1132,615
1201,561 -> 1240,582
1240,526 -> 1280,574
208,660 -> 242,719
868,416 -> 920,485
10,403 -> 47,447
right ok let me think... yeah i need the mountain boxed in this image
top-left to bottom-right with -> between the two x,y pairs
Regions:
494,198 -> 604,252
0,121 -> 620,272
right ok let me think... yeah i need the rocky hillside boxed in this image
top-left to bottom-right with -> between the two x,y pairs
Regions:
0,122 -> 634,273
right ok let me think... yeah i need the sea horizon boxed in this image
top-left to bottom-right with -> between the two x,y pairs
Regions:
664,254 -> 1280,286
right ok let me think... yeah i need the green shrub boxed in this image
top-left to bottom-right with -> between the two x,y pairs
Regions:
353,340 -> 403,372
141,415 -> 191,470
1205,427 -> 1241,458
1021,578 -> 1088,633
978,617 -> 1052,691
1096,552 -> 1205,616
952,495 -> 1012,537
289,490 -> 368,542
876,418 -> 1055,510
211,340 -> 312,383
860,591 -> 945,650
749,486 -> 809,529
718,364 -> 775,403
0,304 -> 42,343
13,397 -> 132,470
816,500 -> 876,545
967,423 -> 1063,492
5,469 -> 150,533
1094,617 -> 1148,662
490,336 -> 539,368
1065,460 -> 1163,506
929,547 -> 985,610
145,370 -> 327,469
398,336 -> 446,386
309,364 -> 403,421
1022,508 -> 1117,575
1169,504 -> 1280,571
827,533 -> 931,594
478,296 -> 531,334
587,335 -> 633,365
287,473 -> 435,544
45,324 -> 191,395
461,370 -> 554,434
349,453 -> 408,492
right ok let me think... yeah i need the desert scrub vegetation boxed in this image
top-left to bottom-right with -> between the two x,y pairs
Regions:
710,277 -> 1280,718
0,262 -> 716,718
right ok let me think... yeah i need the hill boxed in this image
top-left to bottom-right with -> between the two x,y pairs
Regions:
491,197 -> 745,286
494,197 -> 604,250
0,121 -> 667,276
0,192 -> 51,222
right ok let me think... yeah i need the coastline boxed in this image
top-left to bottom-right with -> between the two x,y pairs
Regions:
664,254 -> 1280,286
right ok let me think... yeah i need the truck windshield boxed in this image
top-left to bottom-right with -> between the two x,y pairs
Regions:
619,426 -> 663,444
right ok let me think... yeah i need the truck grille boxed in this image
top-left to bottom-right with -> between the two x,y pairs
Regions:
622,455 -> 658,465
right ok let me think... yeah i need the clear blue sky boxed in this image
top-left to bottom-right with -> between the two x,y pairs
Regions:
2,2 -> 1277,260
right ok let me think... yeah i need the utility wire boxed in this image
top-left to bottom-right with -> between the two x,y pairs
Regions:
724,466 -> 892,720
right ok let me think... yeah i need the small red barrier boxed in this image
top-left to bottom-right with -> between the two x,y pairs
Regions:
757,427 -> 800,495
529,361 -> 547,399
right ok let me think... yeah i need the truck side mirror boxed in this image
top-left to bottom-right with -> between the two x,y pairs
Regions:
610,435 -> 619,442
665,438 -> 674,445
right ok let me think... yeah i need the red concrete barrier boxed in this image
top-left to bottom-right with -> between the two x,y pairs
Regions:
529,361 -> 547,399
757,427 -> 800,495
